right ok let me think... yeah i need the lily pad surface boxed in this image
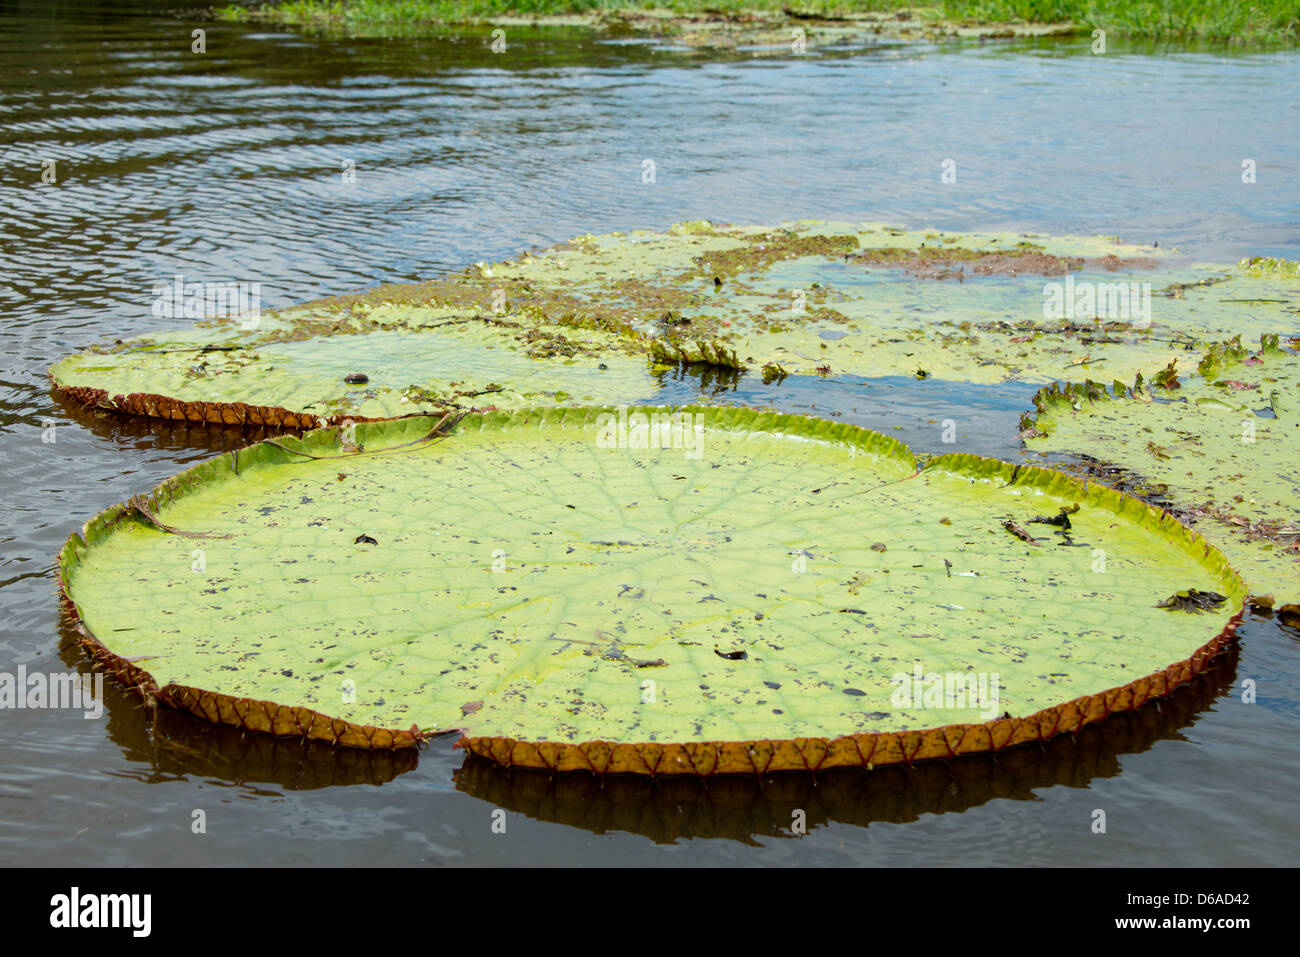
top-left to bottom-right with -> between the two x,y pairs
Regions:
51,222 -> 1299,430
1025,335 -> 1300,602
51,308 -> 656,427
59,408 -> 1244,773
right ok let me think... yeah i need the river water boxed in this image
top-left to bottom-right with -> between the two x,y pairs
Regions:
1,2 -> 1297,864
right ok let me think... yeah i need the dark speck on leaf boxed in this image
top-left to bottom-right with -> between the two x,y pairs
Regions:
842,688 -> 865,696
714,648 -> 747,660
355,534 -> 378,545
764,680 -> 781,690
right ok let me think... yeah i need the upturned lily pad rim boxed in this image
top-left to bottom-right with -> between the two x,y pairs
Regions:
57,406 -> 1247,774
50,379 -> 393,431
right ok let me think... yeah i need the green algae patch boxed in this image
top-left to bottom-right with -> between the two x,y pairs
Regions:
1024,335 -> 1300,601
59,407 -> 1244,772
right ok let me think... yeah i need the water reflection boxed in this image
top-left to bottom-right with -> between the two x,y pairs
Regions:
456,649 -> 1240,844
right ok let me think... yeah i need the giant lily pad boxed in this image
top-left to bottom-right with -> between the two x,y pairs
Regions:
1024,333 -> 1300,602
51,308 -> 656,427
59,407 -> 1244,773
51,222 -> 1300,429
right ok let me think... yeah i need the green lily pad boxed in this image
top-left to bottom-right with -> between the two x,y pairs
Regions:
51,222 -> 1300,429
59,407 -> 1244,773
50,306 -> 656,427
1024,334 -> 1300,601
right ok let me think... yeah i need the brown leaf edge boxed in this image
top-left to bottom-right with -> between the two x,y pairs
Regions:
61,610 -> 426,750
54,416 -> 1248,773
50,381 -> 381,430
457,617 -> 1239,774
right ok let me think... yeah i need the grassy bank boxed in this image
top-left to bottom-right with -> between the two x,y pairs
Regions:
214,0 -> 1300,43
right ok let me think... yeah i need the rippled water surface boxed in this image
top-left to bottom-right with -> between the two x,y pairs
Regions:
2,2 -> 1298,865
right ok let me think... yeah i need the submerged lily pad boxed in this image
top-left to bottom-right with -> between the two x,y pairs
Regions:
51,222 -> 1299,429
1024,334 -> 1300,601
59,408 -> 1244,772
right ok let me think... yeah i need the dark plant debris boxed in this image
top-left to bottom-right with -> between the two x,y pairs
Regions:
1001,518 -> 1040,546
1156,589 -> 1227,613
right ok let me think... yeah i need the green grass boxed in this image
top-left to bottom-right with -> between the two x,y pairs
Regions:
942,0 -> 1299,41
214,0 -> 1300,42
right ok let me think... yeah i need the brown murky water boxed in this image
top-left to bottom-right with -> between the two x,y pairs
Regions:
1,2 -> 1297,864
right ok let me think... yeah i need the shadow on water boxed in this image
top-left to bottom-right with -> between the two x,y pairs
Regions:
450,648 -> 1244,845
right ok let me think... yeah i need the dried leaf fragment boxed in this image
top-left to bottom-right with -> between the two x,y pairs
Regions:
1001,518 -> 1040,546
